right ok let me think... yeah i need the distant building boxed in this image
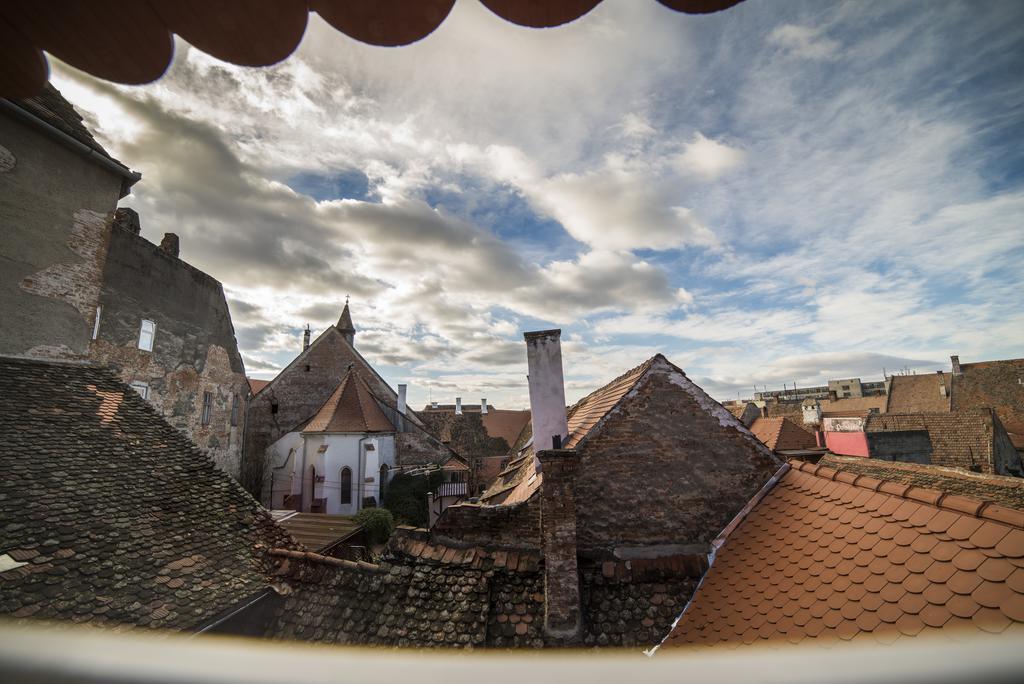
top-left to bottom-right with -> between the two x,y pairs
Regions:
819,409 -> 1022,476
749,416 -> 819,452
418,400 -> 530,495
248,302 -> 461,509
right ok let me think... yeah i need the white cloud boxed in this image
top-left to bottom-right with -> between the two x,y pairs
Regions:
767,24 -> 839,60
675,133 -> 745,179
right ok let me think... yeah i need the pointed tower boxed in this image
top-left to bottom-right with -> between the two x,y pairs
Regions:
337,297 -> 355,347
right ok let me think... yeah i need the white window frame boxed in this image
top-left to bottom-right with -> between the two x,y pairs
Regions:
129,381 -> 150,400
201,391 -> 213,426
92,306 -> 102,340
138,319 -> 156,351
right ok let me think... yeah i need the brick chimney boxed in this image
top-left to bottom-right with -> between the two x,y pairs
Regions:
951,355 -> 961,374
537,448 -> 581,641
397,384 -> 407,415
455,397 -> 462,415
113,207 -> 141,235
480,398 -> 487,415
524,330 -> 569,457
159,233 -> 179,258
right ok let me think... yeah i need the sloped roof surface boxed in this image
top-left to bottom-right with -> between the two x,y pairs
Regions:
819,395 -> 889,414
248,378 -> 270,394
303,368 -> 395,433
270,512 -> 361,552
663,460 -> 1024,649
0,357 -> 293,630
887,373 -> 952,413
750,417 -> 818,451
481,357 -> 658,504
10,83 -> 116,161
953,358 -> 1024,448
820,455 -> 1024,511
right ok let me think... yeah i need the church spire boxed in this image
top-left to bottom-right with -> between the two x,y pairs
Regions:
337,295 -> 355,346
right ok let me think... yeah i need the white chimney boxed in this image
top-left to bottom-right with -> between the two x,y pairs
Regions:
481,398 -> 488,415
524,329 -> 569,453
397,384 -> 407,415
455,397 -> 462,415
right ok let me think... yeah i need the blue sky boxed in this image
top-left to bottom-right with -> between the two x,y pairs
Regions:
53,0 -> 1024,408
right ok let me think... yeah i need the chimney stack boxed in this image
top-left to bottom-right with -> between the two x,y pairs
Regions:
537,448 -> 582,641
951,355 -> 961,374
302,324 -> 311,351
524,330 -> 569,461
397,384 -> 407,415
481,398 -> 488,415
938,371 -> 948,397
113,207 -> 141,235
159,233 -> 179,258
455,397 -> 462,415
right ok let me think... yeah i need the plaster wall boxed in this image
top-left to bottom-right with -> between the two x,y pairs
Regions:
0,115 -> 121,358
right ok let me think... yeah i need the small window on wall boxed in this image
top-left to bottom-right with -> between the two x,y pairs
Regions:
201,391 -> 213,425
340,467 -> 352,504
138,319 -> 155,351
129,381 -> 149,400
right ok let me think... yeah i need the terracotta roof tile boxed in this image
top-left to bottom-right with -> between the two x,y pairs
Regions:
661,457 -> 1024,649
303,368 -> 395,434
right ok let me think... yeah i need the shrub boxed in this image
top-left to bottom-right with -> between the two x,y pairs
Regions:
355,507 -> 395,546
382,471 -> 445,528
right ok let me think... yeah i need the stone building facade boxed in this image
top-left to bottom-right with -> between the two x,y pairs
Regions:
2,85 -> 248,478
88,217 -> 248,477
247,303 -> 458,502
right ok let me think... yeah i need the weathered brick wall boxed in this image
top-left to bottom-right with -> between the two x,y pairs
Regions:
0,115 -> 121,359
866,430 -> 932,465
574,367 -> 781,557
432,497 -> 541,549
90,226 -> 248,477
538,449 -> 582,640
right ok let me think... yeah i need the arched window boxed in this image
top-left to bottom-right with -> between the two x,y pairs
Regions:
379,464 -> 389,502
340,467 -> 352,505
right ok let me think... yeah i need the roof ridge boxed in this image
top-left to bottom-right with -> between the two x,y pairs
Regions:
269,547 -> 383,573
788,459 -> 1024,528
569,355 -> 659,413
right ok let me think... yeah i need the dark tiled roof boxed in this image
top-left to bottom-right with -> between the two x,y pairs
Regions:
887,373 -> 952,413
267,530 -> 700,649
662,460 -> 1024,649
266,548 -> 493,648
0,357 -> 294,630
864,410 -> 1019,473
820,455 -> 1024,511
953,358 -> 1024,448
10,84 -> 115,161
750,417 -> 818,451
303,368 -> 395,433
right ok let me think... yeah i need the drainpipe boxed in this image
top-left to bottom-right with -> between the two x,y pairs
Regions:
357,435 -> 370,511
0,99 -> 141,197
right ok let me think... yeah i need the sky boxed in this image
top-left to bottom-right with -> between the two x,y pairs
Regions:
50,0 -> 1024,409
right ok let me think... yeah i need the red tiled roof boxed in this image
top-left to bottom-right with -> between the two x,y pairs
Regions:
750,417 -> 818,451
248,378 -> 270,395
663,460 -> 1024,649
303,369 -> 395,434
